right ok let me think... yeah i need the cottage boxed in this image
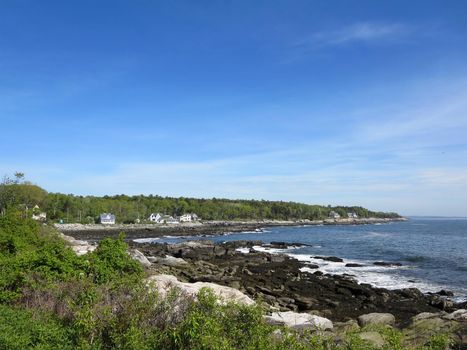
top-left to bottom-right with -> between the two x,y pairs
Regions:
32,205 -> 47,222
347,212 -> 358,219
179,213 -> 200,222
328,211 -> 340,219
148,213 -> 163,223
160,215 -> 179,224
99,213 -> 116,225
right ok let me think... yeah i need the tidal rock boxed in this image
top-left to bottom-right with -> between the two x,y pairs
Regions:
264,311 -> 333,331
345,263 -> 364,267
315,256 -> 344,263
147,274 -> 254,305
373,261 -> 402,267
357,313 -> 395,327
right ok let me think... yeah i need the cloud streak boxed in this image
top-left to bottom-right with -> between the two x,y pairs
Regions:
296,21 -> 411,50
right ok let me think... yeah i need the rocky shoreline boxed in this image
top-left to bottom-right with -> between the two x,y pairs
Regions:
55,217 -> 407,241
60,230 -> 466,347
129,239 -> 465,324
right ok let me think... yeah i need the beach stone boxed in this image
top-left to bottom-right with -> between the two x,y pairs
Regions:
264,311 -> 333,331
129,249 -> 152,268
357,313 -> 395,327
358,331 -> 386,348
147,274 -> 255,305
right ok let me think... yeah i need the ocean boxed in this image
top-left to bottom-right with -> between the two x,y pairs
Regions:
135,217 -> 467,302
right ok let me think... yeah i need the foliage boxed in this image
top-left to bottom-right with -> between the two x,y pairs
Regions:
0,304 -> 74,350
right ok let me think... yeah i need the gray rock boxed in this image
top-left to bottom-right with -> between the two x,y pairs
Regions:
129,249 -> 152,268
264,311 -> 333,331
358,331 -> 386,348
357,313 -> 395,327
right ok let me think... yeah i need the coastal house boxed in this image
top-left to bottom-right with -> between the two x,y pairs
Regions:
347,212 -> 358,219
179,213 -> 200,222
32,205 -> 47,222
328,211 -> 340,219
160,215 -> 179,224
148,213 -> 163,223
99,213 -> 116,225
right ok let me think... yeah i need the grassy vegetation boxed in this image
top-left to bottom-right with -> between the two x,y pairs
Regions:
0,212 -> 450,349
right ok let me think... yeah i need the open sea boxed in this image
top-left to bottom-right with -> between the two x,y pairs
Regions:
135,217 -> 467,302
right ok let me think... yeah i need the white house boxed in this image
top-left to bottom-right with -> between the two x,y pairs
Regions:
148,213 -> 163,223
347,212 -> 358,219
328,211 -> 340,219
179,213 -> 200,222
158,215 -> 178,224
99,213 -> 116,225
32,205 -> 47,222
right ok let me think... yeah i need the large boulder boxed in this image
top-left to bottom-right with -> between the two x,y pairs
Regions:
357,313 -> 395,327
264,311 -> 333,331
147,274 -> 254,305
129,249 -> 152,268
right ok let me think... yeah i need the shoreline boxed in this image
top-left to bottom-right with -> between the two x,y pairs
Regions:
54,217 -> 407,241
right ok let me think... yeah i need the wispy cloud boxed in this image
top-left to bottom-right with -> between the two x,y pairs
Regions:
296,21 -> 411,49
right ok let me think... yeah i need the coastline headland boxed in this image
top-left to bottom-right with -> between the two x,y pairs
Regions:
55,217 -> 407,241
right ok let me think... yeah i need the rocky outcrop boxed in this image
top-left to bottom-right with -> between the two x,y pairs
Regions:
264,311 -> 333,331
60,233 -> 96,255
147,274 -> 255,305
129,249 -> 152,268
132,239 -> 458,323
357,313 -> 396,327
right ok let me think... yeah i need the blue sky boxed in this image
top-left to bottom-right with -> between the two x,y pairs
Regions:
1,0 -> 467,216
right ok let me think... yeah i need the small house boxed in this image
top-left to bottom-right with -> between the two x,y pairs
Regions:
99,213 -> 116,225
148,213 -> 163,223
347,212 -> 358,219
328,211 -> 340,219
160,215 -> 179,224
179,213 -> 200,222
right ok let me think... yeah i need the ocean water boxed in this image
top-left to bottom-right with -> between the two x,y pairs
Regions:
135,218 -> 467,301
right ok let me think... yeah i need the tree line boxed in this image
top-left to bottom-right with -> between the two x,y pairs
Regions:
0,173 -> 401,223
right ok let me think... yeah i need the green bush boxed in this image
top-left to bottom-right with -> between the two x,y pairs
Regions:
86,233 -> 143,284
0,304 -> 74,350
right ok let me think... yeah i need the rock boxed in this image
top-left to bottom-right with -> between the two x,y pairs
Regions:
373,261 -> 402,267
129,249 -> 152,268
358,331 -> 385,348
60,233 -> 96,255
345,263 -> 364,267
403,315 -> 458,347
436,289 -> 454,297
444,309 -> 467,321
264,311 -> 333,331
315,256 -> 344,263
333,320 -> 360,334
357,313 -> 395,327
154,255 -> 189,266
412,312 -> 442,322
147,274 -> 254,305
